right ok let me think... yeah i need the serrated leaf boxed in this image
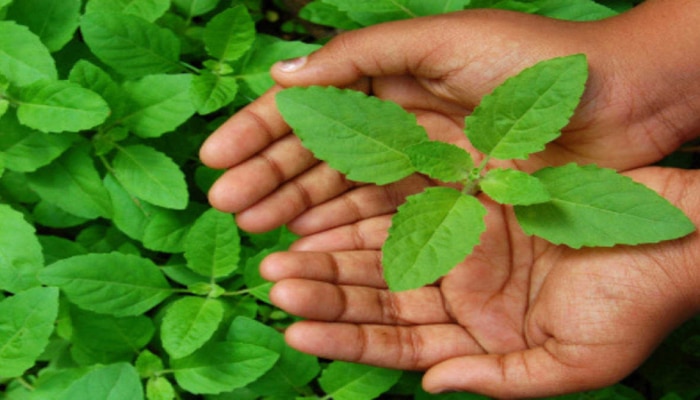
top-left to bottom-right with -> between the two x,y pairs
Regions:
39,252 -> 173,317
535,0 -> 618,21
465,54 -> 588,160
184,208 -> 240,278
6,0 -> 81,52
27,145 -> 112,219
480,168 -> 550,205
112,144 -> 188,210
0,287 -> 59,378
57,363 -> 144,400
171,341 -> 279,395
0,112 -> 76,172
191,71 -> 239,115
228,317 -> 320,396
16,80 -> 110,133
0,21 -> 57,86
406,141 -> 473,183
514,164 -> 696,248
383,187 -> 487,292
161,297 -> 224,359
318,361 -> 403,400
85,0 -> 171,22
277,86 -> 427,185
204,6 -> 255,62
80,11 -> 181,78
122,74 -> 196,138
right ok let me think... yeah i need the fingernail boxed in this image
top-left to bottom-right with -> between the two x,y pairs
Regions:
277,56 -> 307,72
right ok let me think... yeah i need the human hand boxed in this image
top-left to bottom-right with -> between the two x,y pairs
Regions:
200,1 -> 700,234
260,166 -> 700,399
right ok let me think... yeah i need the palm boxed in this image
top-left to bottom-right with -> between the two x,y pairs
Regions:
263,167 -> 699,398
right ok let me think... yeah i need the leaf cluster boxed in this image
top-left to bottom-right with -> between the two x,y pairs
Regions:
276,54 -> 694,292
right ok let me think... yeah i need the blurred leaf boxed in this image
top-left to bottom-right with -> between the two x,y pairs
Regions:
0,287 -> 59,377
7,0 -> 81,52
0,21 -> 57,86
318,361 -> 403,400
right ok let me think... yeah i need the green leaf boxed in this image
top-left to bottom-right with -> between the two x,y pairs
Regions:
514,164 -> 696,248
190,71 -> 239,115
171,341 -> 279,395
318,361 -> 403,400
103,173 -> 159,241
69,60 -> 130,125
57,363 -> 144,400
80,11 -> 181,78
480,168 -> 550,205
112,144 -> 189,210
534,0 -> 618,21
299,2 -> 363,30
465,54 -> 588,160
33,200 -> 89,228
69,307 -> 155,366
16,80 -> 110,133
161,297 -> 224,359
122,74 -> 196,138
277,86 -> 427,185
85,0 -> 171,22
235,34 -> 320,98
172,0 -> 220,18
228,317 -> 321,396
0,21 -> 57,86
147,376 -> 177,400
0,287 -> 59,378
0,204 -> 44,291
204,6 -> 256,62
39,252 -> 173,317
184,208 -> 241,278
27,145 -> 112,219
383,187 -> 487,292
6,0 -> 81,52
406,141 -> 473,183
0,112 -> 76,172
143,204 -> 204,253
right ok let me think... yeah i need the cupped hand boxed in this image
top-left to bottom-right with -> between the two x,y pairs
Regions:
260,166 -> 700,398
200,2 -> 700,235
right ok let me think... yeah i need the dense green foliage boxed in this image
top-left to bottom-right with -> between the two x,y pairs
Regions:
0,0 -> 697,399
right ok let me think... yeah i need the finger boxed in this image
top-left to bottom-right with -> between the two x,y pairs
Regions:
285,321 -> 484,371
234,163 -> 357,233
207,133 -> 317,214
290,215 -> 392,252
288,175 -> 430,236
199,86 -> 288,169
261,250 -> 386,288
422,344 -> 632,398
270,279 -> 451,325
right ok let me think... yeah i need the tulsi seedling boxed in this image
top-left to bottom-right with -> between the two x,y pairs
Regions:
276,54 -> 695,292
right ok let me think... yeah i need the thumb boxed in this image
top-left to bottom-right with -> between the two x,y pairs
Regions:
270,10 -> 552,89
421,347 -> 631,398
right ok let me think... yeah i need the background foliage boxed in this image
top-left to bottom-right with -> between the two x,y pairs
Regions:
0,0 -> 697,399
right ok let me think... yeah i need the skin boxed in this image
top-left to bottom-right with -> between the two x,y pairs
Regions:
200,0 -> 700,397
